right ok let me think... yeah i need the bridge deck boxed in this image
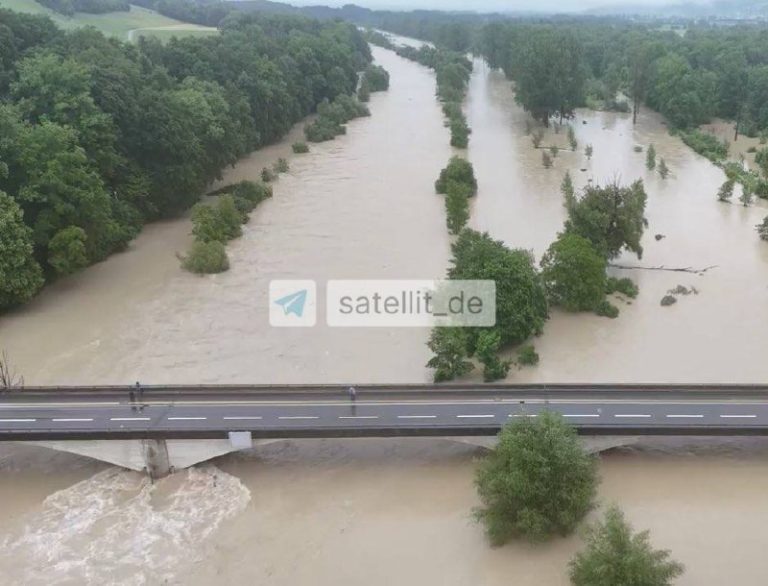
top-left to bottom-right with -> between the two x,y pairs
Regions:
1,384 -> 768,439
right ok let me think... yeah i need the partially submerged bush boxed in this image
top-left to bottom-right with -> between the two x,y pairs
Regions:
435,156 -> 477,195
182,240 -> 230,274
292,141 -> 309,154
261,167 -> 276,182
517,344 -> 539,366
595,299 -> 619,318
191,195 -> 243,243
273,158 -> 289,173
605,276 -> 639,298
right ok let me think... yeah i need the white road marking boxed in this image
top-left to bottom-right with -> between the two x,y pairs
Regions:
0,418 -> 36,423
278,416 -> 319,420
719,414 -> 757,419
456,414 -> 494,419
397,415 -> 437,419
339,416 -> 379,420
167,417 -> 207,421
110,417 -> 151,421
564,414 -> 601,418
222,416 -> 263,420
510,413 -> 537,417
666,414 -> 704,418
614,414 -> 652,418
52,418 -> 93,422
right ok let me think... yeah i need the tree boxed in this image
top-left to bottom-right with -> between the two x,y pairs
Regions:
426,327 -> 473,382
585,144 -> 593,160
540,233 -> 607,312
435,156 -> 477,195
474,412 -> 598,544
646,144 -> 656,170
0,190 -> 43,309
758,216 -> 768,241
565,180 -> 648,260
569,506 -> 684,586
717,178 -> 735,202
740,182 -> 753,207
190,196 -> 243,243
476,329 -> 510,382
568,125 -> 578,151
445,181 -> 471,235
658,158 -> 670,179
181,240 -> 230,274
48,226 -> 88,276
561,171 -> 575,203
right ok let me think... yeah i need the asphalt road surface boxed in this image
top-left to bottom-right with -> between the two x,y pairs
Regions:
1,384 -> 768,439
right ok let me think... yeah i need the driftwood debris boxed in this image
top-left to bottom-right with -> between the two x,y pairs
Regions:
609,264 -> 717,275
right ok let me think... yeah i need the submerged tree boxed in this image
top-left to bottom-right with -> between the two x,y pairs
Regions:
445,181 -> 471,235
658,158 -> 670,179
568,125 -> 578,151
542,151 -> 553,168
476,329 -> 511,382
540,233 -> 607,312
717,178 -> 735,202
475,412 -> 598,544
564,180 -> 648,260
569,506 -> 684,586
435,156 -> 477,195
426,327 -> 474,382
759,216 -> 768,241
646,144 -> 656,170
585,144 -> 593,160
561,171 -> 575,203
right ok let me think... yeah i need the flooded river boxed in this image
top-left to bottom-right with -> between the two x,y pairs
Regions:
1,44 -> 768,585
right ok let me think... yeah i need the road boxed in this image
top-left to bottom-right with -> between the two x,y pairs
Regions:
1,384 -> 768,439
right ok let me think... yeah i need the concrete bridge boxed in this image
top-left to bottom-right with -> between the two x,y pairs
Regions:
3,383 -> 768,478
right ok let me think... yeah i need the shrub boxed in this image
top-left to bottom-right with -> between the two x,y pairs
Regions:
542,151 -> 553,168
605,276 -> 638,298
595,299 -> 619,318
191,195 -> 243,243
273,158 -> 289,174
426,327 -> 474,382
658,158 -> 670,179
569,506 -> 684,586
646,144 -> 656,170
292,142 -> 309,154
304,117 -> 344,142
181,240 -> 230,274
233,180 -> 272,206
717,178 -> 735,202
585,144 -> 593,160
679,130 -> 729,163
568,126 -> 578,151
476,330 -> 511,382
261,167 -> 276,183
758,216 -> 768,241
445,181 -> 471,235
474,412 -> 598,544
435,156 -> 477,195
517,344 -> 539,366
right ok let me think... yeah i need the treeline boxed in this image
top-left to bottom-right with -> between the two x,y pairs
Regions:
37,0 -> 129,15
395,44 -> 472,148
0,9 -> 371,310
478,21 -> 768,136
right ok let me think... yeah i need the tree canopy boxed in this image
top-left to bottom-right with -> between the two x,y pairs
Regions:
475,412 -> 598,545
540,233 -> 607,312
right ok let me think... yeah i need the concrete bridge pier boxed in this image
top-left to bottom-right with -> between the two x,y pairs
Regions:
20,432 -> 255,479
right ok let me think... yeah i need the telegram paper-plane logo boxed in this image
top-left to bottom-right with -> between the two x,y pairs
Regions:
269,280 -> 317,327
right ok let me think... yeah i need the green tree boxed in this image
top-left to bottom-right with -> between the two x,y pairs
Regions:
181,240 -> 230,274
658,158 -> 670,179
48,226 -> 88,276
646,144 -> 656,170
0,190 -> 43,309
445,181 -> 471,235
540,233 -> 607,312
474,412 -> 598,544
565,180 -> 648,260
569,506 -> 684,586
435,156 -> 477,195
561,171 -> 575,203
717,178 -> 735,202
476,329 -> 511,382
190,195 -> 243,243
426,327 -> 473,383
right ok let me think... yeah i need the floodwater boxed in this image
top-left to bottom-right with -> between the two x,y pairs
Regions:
0,44 -> 768,585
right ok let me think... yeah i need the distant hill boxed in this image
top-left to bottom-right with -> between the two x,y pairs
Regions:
587,0 -> 768,18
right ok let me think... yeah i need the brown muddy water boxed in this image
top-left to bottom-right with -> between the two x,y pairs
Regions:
0,44 -> 767,585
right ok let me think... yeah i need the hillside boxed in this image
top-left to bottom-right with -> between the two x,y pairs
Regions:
0,0 -> 217,40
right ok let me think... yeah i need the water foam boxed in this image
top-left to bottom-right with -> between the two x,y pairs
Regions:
0,465 -> 250,585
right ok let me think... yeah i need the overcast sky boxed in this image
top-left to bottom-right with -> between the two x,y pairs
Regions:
289,0 -> 706,13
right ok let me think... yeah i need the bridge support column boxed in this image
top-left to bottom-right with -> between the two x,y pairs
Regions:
142,439 -> 171,480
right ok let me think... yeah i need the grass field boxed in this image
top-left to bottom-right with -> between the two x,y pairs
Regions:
0,0 -> 218,41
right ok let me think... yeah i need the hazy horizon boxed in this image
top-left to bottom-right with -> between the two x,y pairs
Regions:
286,0 -> 713,14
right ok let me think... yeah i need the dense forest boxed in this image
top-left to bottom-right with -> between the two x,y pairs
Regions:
0,8 -> 371,309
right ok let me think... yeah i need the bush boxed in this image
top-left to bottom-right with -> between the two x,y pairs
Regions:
191,195 -> 243,243
435,156 -> 477,195
517,344 -> 539,366
585,144 -> 593,160
569,506 -> 684,586
364,64 -> 390,92
541,233 -> 607,312
542,151 -> 553,168
474,412 -> 598,544
261,167 -> 276,183
759,216 -> 768,241
273,158 -> 289,173
595,299 -> 619,318
304,117 -> 344,142
679,129 -> 729,162
292,142 -> 309,154
646,144 -> 656,170
717,178 -> 735,202
605,276 -> 638,298
233,180 -> 272,205
476,330 -> 511,382
426,328 -> 474,382
658,158 -> 670,179
181,240 -> 229,274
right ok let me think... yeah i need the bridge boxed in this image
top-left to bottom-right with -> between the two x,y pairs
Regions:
3,384 -> 768,477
